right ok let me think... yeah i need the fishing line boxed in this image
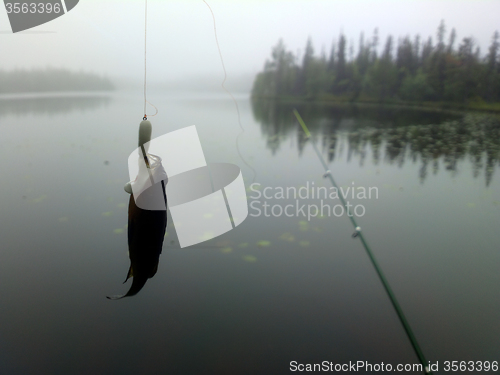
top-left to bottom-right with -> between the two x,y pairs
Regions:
140,0 -> 162,206
143,0 -> 157,120
293,109 -> 432,375
202,0 -> 256,184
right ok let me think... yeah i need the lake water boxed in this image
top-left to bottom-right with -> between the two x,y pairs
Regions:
0,91 -> 499,374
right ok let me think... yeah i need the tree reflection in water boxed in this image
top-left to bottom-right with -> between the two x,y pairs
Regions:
251,98 -> 500,186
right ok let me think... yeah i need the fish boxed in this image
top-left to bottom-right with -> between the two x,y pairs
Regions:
107,191 -> 167,300
107,120 -> 168,299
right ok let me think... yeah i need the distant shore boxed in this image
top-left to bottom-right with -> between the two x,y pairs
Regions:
252,23 -> 500,114
251,93 -> 500,114
0,68 -> 114,94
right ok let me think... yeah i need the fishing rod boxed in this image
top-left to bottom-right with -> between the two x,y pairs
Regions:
293,109 -> 432,375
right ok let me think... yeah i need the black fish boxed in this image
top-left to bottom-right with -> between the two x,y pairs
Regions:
107,191 -> 167,300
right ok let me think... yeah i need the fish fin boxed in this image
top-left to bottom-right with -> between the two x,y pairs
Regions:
123,265 -> 133,283
107,274 -> 148,300
106,294 -> 126,300
149,263 -> 159,278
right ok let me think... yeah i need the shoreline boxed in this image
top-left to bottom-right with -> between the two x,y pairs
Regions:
251,94 -> 500,114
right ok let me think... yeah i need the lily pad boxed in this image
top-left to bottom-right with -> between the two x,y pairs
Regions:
200,232 -> 215,241
257,240 -> 271,247
113,228 -> 124,234
238,242 -> 249,248
102,211 -> 113,217
279,232 -> 295,242
242,255 -> 257,263
33,194 -> 47,203
220,247 -> 233,253
299,221 -> 309,231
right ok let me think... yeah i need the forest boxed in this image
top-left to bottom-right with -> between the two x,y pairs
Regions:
0,68 -> 114,93
251,21 -> 500,109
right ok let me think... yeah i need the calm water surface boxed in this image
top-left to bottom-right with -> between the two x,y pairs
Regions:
0,91 -> 499,374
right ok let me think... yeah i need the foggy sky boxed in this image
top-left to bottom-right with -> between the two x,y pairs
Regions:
1,0 -> 499,87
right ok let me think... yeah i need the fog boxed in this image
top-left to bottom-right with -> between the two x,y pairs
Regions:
1,0 -> 499,91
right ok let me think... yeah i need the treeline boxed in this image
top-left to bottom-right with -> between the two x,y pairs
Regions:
0,68 -> 114,93
252,21 -> 500,105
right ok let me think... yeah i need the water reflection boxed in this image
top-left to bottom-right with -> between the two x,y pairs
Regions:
252,99 -> 500,185
0,93 -> 111,117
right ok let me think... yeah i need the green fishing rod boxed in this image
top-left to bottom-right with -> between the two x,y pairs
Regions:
293,109 -> 432,375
